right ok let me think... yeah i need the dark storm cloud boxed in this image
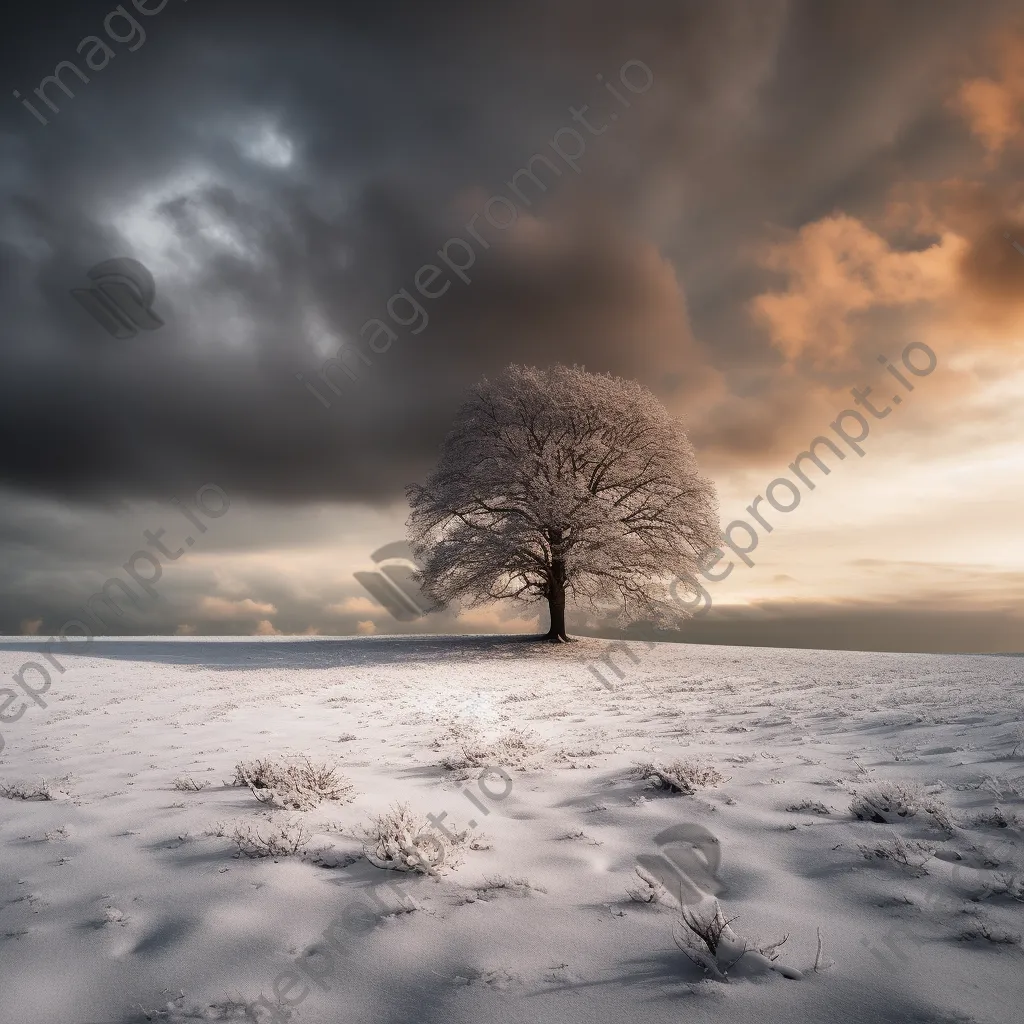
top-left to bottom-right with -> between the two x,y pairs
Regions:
1,0 -> 1015,507
0,1 -> 741,505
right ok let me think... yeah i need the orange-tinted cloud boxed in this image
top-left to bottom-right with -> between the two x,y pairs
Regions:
885,179 -> 1024,329
750,214 -> 964,370
199,596 -> 278,619
950,30 -> 1024,161
327,596 -> 380,616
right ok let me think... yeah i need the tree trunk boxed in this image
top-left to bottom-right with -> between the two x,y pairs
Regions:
543,528 -> 572,642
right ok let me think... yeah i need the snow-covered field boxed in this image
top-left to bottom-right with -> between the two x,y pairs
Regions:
1,635 -> 1022,1024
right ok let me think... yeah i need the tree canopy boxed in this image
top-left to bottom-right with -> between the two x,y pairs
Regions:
406,364 -> 720,640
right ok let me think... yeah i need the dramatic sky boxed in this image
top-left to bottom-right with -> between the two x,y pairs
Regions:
3,0 -> 1024,652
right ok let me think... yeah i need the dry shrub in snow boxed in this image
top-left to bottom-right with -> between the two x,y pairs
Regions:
472,875 -> 547,899
102,906 -> 128,927
984,873 -> 1024,902
430,717 -> 479,749
674,901 -> 732,966
980,773 -> 1024,800
786,799 -> 831,815
972,806 -> 1023,830
958,921 -> 1022,944
230,817 -> 313,858
631,759 -> 725,795
552,745 -> 605,765
134,992 -> 255,1021
0,775 -> 72,801
672,899 -> 802,981
172,775 -> 209,792
363,802 -> 469,876
858,835 -> 935,873
0,782 -> 54,801
440,727 -> 544,774
232,755 -> 353,810
627,865 -> 669,904
850,781 -> 953,831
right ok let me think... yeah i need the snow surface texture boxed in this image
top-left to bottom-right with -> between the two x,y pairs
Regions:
0,635 -> 1021,1024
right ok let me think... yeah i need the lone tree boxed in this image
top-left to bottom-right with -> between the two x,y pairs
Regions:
406,364 -> 720,641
